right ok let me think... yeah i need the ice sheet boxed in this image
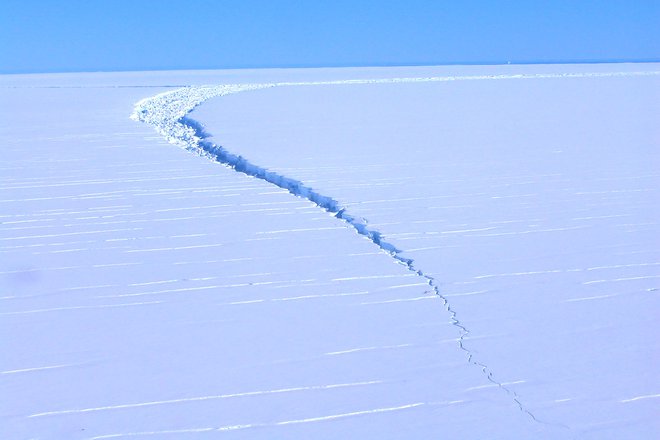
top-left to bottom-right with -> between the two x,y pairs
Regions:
2,64 -> 659,439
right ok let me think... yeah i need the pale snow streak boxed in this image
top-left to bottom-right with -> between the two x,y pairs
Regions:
585,262 -> 660,271
92,262 -> 142,268
582,275 -> 660,285
0,174 -> 219,190
465,380 -> 527,391
225,299 -> 265,305
331,274 -> 416,282
471,262 -> 660,282
99,285 -> 223,299
1,301 -> 162,315
86,403 -> 424,439
127,279 -> 178,287
466,225 -> 587,237
382,282 -> 429,290
620,393 -> 660,403
219,285 -> 431,306
57,284 -> 114,292
359,295 -> 435,305
29,380 -> 383,418
256,226 -> 345,235
473,270 -> 564,279
324,344 -> 413,356
0,265 -> 79,274
219,289 -> 377,306
1,363 -> 77,375
0,228 -> 143,241
275,402 -> 424,424
564,294 -> 618,303
271,291 -> 370,301
443,290 -> 490,298
324,337 -> 466,356
124,243 -> 225,253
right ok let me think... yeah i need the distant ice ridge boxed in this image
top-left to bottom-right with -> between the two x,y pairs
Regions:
130,83 -> 274,150
131,68 -> 660,149
130,69 -> 659,425
130,69 -> 660,149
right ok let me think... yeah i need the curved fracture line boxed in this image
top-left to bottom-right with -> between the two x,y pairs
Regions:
131,70 -> 657,424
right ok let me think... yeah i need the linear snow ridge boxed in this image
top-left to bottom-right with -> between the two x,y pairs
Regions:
130,71 -> 656,425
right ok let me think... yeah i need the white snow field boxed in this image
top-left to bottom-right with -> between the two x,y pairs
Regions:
1,64 -> 658,439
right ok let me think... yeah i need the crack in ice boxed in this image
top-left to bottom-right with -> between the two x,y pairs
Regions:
129,71 -> 655,425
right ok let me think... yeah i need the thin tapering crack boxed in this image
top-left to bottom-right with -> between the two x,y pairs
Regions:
403,259 -> 544,423
128,81 -> 583,426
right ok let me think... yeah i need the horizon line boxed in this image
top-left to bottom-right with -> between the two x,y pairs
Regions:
2,58 -> 660,76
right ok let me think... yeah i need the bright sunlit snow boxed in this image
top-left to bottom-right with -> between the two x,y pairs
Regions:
1,64 -> 659,439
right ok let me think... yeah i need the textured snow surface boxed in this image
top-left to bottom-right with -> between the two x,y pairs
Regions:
2,64 -> 659,439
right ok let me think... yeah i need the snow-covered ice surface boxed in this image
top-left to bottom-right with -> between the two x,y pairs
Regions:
1,64 -> 659,439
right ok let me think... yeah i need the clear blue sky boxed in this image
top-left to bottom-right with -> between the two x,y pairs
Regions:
1,0 -> 658,74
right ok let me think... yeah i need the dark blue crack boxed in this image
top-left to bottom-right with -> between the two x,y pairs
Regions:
173,111 -> 554,427
188,122 -> 401,255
